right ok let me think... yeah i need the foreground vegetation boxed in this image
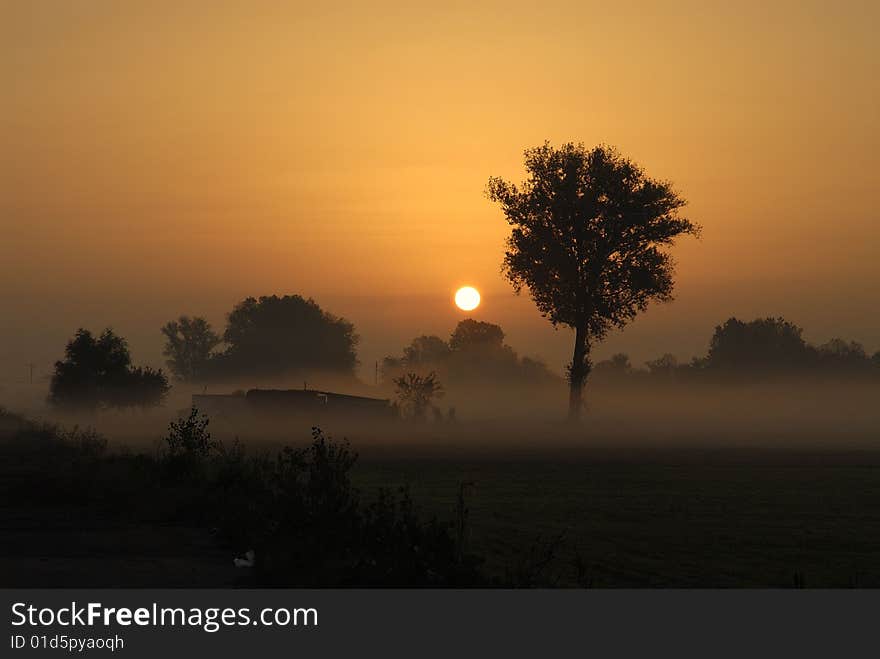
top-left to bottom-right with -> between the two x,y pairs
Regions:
0,406 -> 486,586
2,406 -> 880,587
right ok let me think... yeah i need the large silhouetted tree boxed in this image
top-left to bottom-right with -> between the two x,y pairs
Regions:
49,328 -> 170,409
487,142 -> 699,420
160,316 -> 221,381
214,295 -> 358,377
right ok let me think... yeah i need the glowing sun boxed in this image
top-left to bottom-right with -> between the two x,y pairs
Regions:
454,286 -> 481,311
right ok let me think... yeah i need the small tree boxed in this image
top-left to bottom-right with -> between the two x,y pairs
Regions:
161,316 -> 221,381
164,406 -> 216,458
393,372 -> 444,421
161,406 -> 217,481
488,142 -> 699,420
645,353 -> 679,377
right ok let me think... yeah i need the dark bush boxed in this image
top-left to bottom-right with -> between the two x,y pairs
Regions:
160,406 -> 218,482
214,427 -> 485,586
5,405 -> 489,587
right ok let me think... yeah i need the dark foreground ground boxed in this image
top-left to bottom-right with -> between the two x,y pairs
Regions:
2,434 -> 879,587
356,452 -> 880,587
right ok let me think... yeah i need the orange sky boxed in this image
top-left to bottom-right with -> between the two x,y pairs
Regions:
2,1 -> 878,384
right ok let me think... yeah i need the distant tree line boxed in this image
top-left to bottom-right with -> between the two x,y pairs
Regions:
47,308 -> 877,413
382,319 -> 559,388
47,294 -> 358,410
592,317 -> 880,383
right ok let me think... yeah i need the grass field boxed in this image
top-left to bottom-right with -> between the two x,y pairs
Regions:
353,452 -> 880,587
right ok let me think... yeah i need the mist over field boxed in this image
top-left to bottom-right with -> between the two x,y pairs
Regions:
4,375 -> 877,457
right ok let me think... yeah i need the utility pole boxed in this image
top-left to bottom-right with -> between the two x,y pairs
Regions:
27,363 -> 34,385
374,360 -> 379,386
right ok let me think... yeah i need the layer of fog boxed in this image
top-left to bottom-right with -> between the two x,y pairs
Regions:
3,375 -> 877,457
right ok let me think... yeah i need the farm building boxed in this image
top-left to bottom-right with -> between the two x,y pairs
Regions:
192,388 -> 392,422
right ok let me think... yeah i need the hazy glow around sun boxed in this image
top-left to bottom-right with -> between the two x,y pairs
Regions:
454,286 -> 481,311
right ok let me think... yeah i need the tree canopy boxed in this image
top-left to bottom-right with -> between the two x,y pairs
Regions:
449,319 -> 506,352
706,317 -> 811,371
49,328 -> 170,409
161,315 -> 221,381
211,295 -> 359,378
393,372 -> 444,421
402,335 -> 451,367
487,142 -> 699,419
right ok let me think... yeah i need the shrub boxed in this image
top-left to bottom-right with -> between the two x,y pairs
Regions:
393,372 -> 444,421
216,427 -> 485,586
356,486 -> 482,586
161,406 -> 217,482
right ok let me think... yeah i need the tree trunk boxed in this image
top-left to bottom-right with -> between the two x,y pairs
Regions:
568,326 -> 590,422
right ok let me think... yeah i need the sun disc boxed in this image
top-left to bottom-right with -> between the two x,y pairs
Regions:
454,286 -> 481,311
